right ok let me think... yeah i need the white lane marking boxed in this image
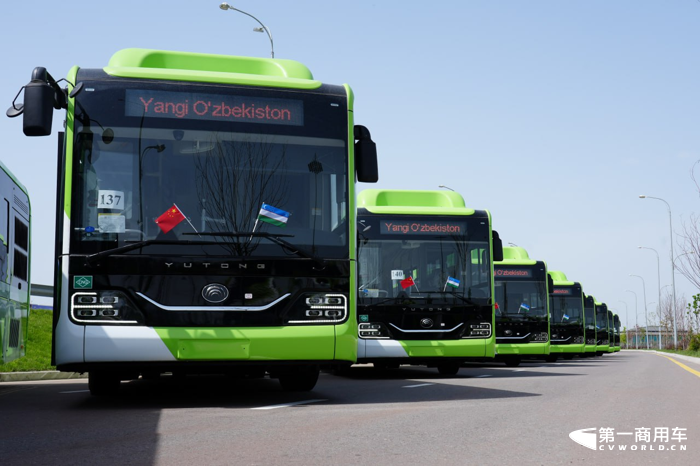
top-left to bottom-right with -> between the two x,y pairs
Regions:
513,369 -> 526,372
475,375 -> 492,378
402,383 -> 434,388
60,390 -> 90,394
252,399 -> 327,410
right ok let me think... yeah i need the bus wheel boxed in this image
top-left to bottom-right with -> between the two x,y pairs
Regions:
504,359 -> 521,367
437,363 -> 460,376
88,372 -> 120,396
545,356 -> 558,363
279,367 -> 320,392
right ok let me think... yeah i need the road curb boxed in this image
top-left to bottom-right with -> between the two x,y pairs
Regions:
0,371 -> 87,382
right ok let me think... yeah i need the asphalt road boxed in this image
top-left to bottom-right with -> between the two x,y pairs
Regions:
0,351 -> 698,466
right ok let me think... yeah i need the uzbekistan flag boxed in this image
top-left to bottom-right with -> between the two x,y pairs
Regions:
155,204 -> 186,234
562,314 -> 570,321
446,276 -> 460,288
258,203 -> 290,228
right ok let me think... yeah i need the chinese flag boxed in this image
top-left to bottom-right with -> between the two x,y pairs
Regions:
400,276 -> 415,289
155,204 -> 185,233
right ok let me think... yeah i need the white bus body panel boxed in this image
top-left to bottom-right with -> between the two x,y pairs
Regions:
84,326 -> 175,362
361,339 -> 409,358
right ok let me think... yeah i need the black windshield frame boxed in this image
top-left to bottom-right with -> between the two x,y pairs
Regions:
357,212 -> 493,304
68,74 -> 350,260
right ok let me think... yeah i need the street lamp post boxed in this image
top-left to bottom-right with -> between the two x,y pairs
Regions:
639,195 -> 677,347
617,300 -> 629,349
630,275 -> 649,350
625,289 -> 639,349
219,2 -> 275,58
639,246 -> 662,349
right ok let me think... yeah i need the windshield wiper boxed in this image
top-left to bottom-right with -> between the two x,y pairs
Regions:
84,239 -> 215,267
183,232 -> 326,268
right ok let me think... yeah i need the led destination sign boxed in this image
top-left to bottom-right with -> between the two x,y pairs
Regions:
380,220 -> 466,235
552,288 -> 573,295
125,90 -> 304,126
494,268 -> 533,278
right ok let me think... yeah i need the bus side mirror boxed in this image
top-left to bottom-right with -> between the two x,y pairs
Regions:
492,230 -> 503,262
21,67 -> 64,136
354,125 -> 378,183
548,274 -> 554,294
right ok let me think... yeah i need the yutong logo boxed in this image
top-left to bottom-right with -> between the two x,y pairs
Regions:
569,427 -> 688,451
165,262 -> 266,270
202,284 -> 229,303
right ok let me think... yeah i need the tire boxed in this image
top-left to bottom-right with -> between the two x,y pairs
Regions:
504,359 -> 521,367
88,372 -> 120,396
545,356 -> 558,363
278,367 -> 320,392
437,363 -> 460,376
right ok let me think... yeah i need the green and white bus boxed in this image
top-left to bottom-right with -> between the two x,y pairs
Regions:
494,246 -> 552,366
0,161 -> 30,364
583,294 -> 597,356
613,313 -> 621,352
8,48 -> 378,394
547,271 -> 585,359
355,189 -> 501,375
606,309 -> 616,354
594,300 -> 610,356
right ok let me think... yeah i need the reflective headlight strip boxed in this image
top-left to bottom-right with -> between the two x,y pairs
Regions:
71,291 -> 140,324
287,293 -> 348,324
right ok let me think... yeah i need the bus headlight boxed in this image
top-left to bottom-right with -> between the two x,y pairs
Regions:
71,291 -> 145,324
464,323 -> 491,339
286,293 -> 348,324
531,332 -> 549,342
358,322 -> 389,339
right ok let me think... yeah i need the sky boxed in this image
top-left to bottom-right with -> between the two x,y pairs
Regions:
2,1 -> 699,331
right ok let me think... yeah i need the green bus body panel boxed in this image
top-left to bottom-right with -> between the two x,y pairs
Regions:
550,344 -> 584,354
497,343 -> 550,355
154,326 -> 344,362
358,189 -> 476,216
104,48 -> 322,89
497,246 -> 537,266
548,270 -> 575,286
400,339 -> 493,358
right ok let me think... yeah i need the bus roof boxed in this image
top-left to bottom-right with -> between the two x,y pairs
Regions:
357,189 -> 475,216
0,159 -> 30,197
496,246 -> 538,266
103,48 -> 322,89
548,270 -> 579,287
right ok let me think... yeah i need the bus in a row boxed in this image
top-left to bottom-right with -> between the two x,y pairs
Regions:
0,161 -> 31,364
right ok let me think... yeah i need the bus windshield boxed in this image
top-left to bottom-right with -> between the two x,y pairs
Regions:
70,81 -> 349,259
357,216 -> 491,302
495,281 -> 548,318
550,294 -> 583,324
